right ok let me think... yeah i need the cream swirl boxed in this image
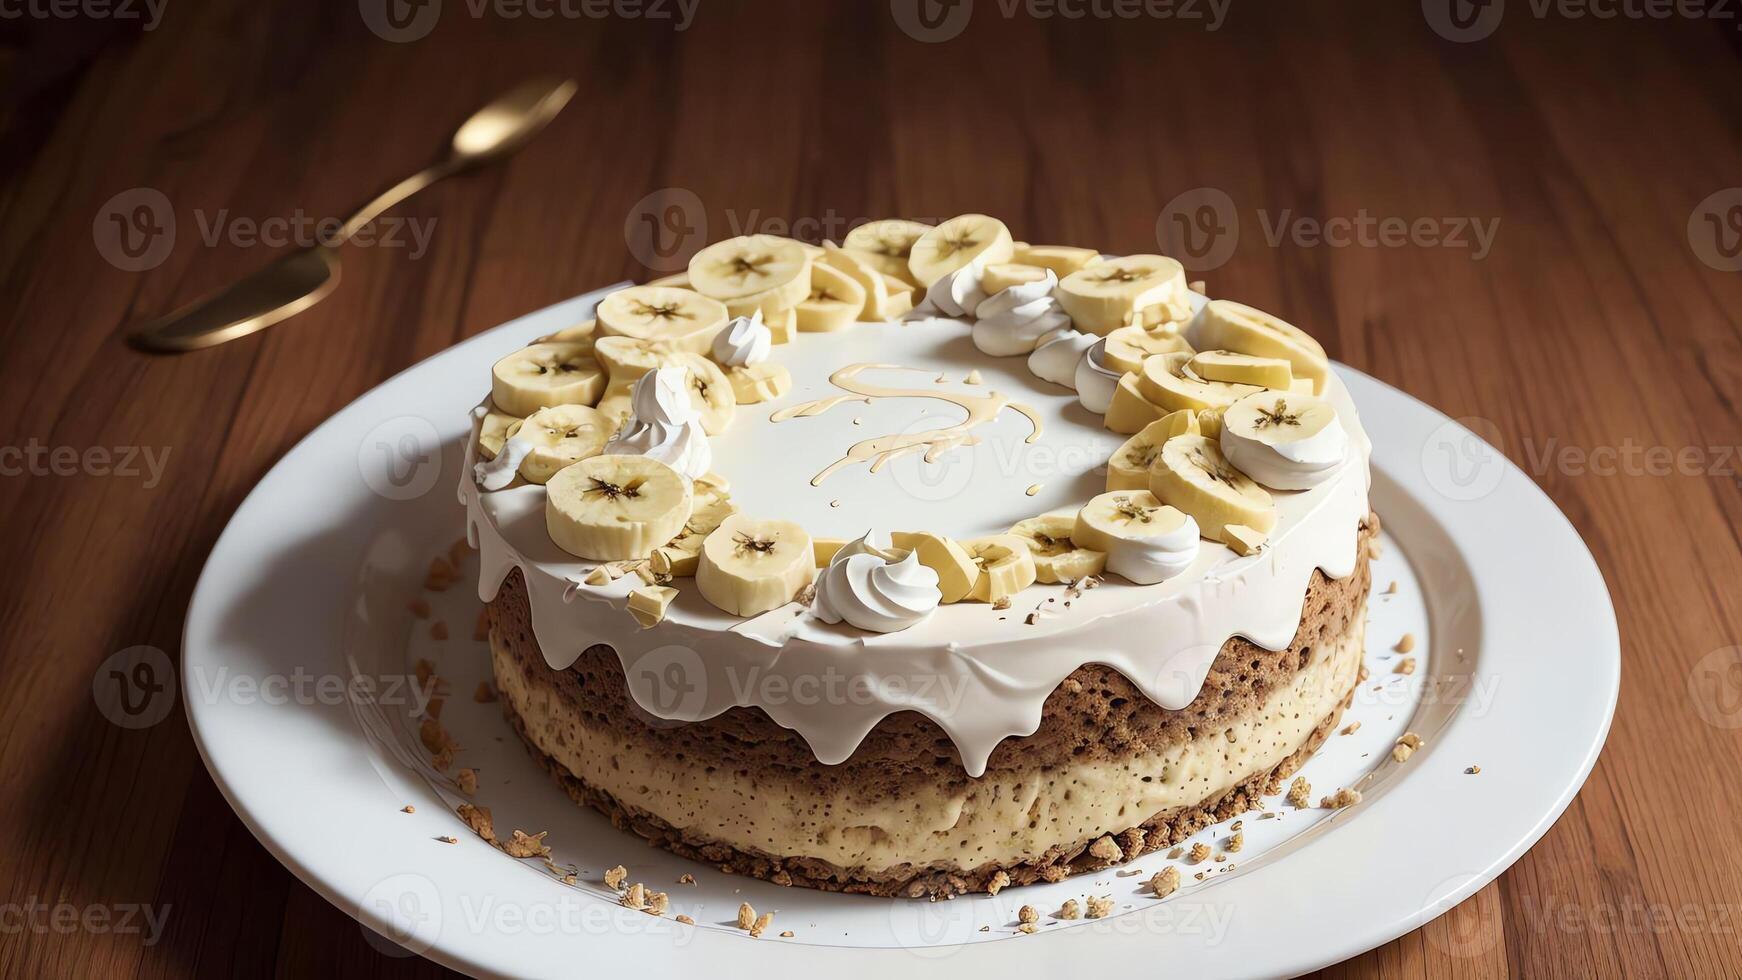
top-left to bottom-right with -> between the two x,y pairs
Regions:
812,530 -> 941,633
971,271 -> 1071,356
710,311 -> 771,368
910,260 -> 988,319
1027,326 -> 1098,389
1220,417 -> 1349,490
601,367 -> 711,480
1074,339 -> 1123,414
1104,512 -> 1201,585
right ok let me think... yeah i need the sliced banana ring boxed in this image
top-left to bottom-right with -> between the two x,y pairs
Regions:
963,534 -> 1038,603
842,218 -> 933,285
1147,434 -> 1275,539
1007,514 -> 1107,584
687,235 -> 812,309
906,214 -> 1015,287
1056,254 -> 1188,335
491,342 -> 606,417
1106,410 -> 1200,491
1073,490 -> 1201,585
596,285 -> 728,355
545,454 -> 692,561
1218,390 -> 1349,490
511,404 -> 611,484
1138,351 -> 1262,413
1186,299 -> 1329,395
696,514 -> 816,617
1101,325 -> 1195,375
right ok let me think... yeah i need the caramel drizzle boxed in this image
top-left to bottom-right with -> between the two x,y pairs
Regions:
771,363 -> 1043,486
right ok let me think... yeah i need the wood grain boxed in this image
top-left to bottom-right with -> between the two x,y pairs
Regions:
2,1 -> 1739,976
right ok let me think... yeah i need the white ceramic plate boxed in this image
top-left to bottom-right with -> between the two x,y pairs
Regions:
183,286 -> 1618,979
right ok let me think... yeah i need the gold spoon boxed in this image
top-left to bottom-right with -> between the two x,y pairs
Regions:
128,76 -> 577,353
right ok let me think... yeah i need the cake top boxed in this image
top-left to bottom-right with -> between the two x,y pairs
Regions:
460,215 -> 1372,774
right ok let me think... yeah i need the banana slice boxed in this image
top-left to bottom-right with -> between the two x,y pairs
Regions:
1056,255 -> 1189,335
594,376 -> 636,428
907,214 -> 1015,287
890,531 -> 979,603
1186,300 -> 1329,395
818,245 -> 891,320
1221,524 -> 1268,556
491,342 -> 607,417
763,306 -> 797,344
1219,390 -> 1349,490
510,404 -> 611,484
1101,325 -> 1196,374
596,285 -> 728,355
1011,244 -> 1103,277
879,274 -> 918,318
1073,491 -> 1201,585
696,514 -> 816,617
1147,434 -> 1275,539
652,494 -> 739,577
593,338 -> 737,435
546,455 -> 693,561
1196,407 -> 1224,439
797,262 -> 868,332
812,537 -> 849,568
981,263 -> 1049,295
1188,350 -> 1293,390
475,401 -> 521,460
676,355 -> 736,434
1138,352 -> 1262,413
592,335 -> 671,379
1007,514 -> 1107,584
687,235 -> 813,311
964,535 -> 1038,603
1105,411 -> 1200,491
1104,373 -> 1167,434
726,362 -> 793,404
842,219 -> 933,284
535,319 -> 595,344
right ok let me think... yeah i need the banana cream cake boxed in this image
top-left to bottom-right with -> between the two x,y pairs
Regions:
460,215 -> 1375,898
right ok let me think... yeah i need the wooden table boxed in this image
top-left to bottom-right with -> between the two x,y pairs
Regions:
3,1 -> 1739,976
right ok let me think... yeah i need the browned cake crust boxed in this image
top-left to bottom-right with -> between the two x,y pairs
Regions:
490,514 -> 1378,897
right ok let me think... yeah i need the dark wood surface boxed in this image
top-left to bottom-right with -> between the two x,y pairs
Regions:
3,1 -> 1740,976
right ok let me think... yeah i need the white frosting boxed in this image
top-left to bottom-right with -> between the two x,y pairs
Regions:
970,272 -> 1071,357
1222,414 -> 1350,490
461,336 -> 1372,777
1075,339 -> 1123,413
1103,512 -> 1202,585
474,437 -> 532,491
710,311 -> 771,368
601,367 -> 712,481
1027,326 -> 1098,389
911,260 -> 988,319
812,530 -> 942,633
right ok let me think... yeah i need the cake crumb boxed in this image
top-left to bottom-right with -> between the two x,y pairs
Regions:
426,697 -> 445,720
1358,663 -> 1370,682
620,883 -> 647,910
779,930 -> 794,938
1168,847 -> 1184,859
992,596 -> 1012,611
1018,922 -> 1038,935
448,536 -> 470,568
1148,867 -> 1180,897
1085,895 -> 1114,919
1393,732 -> 1423,762
677,873 -> 696,885
456,804 -> 494,841
1018,905 -> 1038,925
1320,788 -> 1362,809
1341,721 -> 1361,735
1116,868 -> 1142,877
1188,842 -> 1211,864
1024,612 -> 1040,625
473,608 -> 491,641
436,835 -> 458,844
1384,580 -> 1399,594
1057,899 -> 1080,920
986,871 -> 1011,896
676,914 -> 695,925
604,866 -> 627,890
400,804 -> 415,814
1394,633 -> 1416,653
426,557 -> 458,591
965,369 -> 984,385
455,768 -> 478,795
1088,835 -> 1123,862
737,902 -> 756,930
1286,776 -> 1312,808
501,829 -> 549,859
429,620 -> 448,640
407,598 -> 431,619
1466,764 -> 1482,774
645,891 -> 670,916
1394,657 -> 1417,675
1227,831 -> 1244,853
750,912 -> 773,938
474,681 -> 497,703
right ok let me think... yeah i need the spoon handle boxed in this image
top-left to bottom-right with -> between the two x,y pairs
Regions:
331,159 -> 461,245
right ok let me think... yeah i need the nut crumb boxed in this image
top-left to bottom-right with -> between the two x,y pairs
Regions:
779,930 -> 794,938
1384,580 -> 1399,594
426,557 -> 458,591
1341,721 -> 1361,735
473,608 -> 491,641
986,871 -> 1010,896
736,902 -> 756,930
750,912 -> 773,938
429,620 -> 448,640
992,596 -> 1011,611
675,915 -> 695,925
1188,842 -> 1211,864
677,873 -> 696,885
473,681 -> 496,703
1088,835 -> 1122,862
1394,633 -> 1416,653
1286,776 -> 1312,808
455,768 -> 478,795
1018,922 -> 1038,935
436,836 -> 458,844
1393,732 -> 1423,763
1394,656 -> 1417,675
1085,895 -> 1114,919
1168,847 -> 1184,859
501,829 -> 549,859
1227,831 -> 1244,853
1466,764 -> 1482,774
1148,867 -> 1180,897
620,883 -> 646,910
407,598 -> 431,619
1024,612 -> 1039,625
1018,905 -> 1038,924
1057,899 -> 1080,920
1358,663 -> 1370,682
456,803 -> 493,841
1320,788 -> 1362,809
400,805 -> 415,814
604,866 -> 627,890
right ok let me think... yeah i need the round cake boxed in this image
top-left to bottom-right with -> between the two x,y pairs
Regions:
460,216 -> 1375,898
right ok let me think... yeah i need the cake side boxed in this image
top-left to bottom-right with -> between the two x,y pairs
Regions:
488,516 -> 1375,897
